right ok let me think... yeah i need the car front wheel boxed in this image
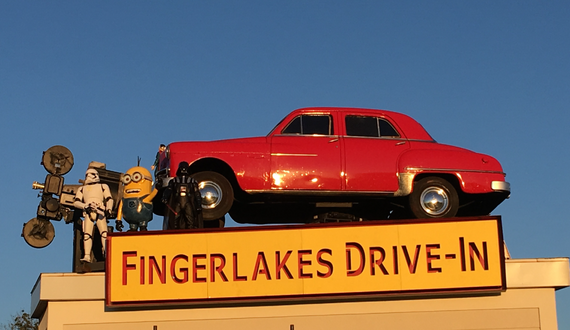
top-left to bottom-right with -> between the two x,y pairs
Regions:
409,177 -> 459,218
192,171 -> 234,221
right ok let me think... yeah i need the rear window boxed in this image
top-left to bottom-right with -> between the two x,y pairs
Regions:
345,115 -> 399,138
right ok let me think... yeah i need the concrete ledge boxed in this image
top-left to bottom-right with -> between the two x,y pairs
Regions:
506,258 -> 570,289
31,272 -> 104,318
32,257 -> 569,319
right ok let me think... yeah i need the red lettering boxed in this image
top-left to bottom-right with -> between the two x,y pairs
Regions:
460,237 -> 466,271
171,254 -> 189,283
426,244 -> 442,273
316,249 -> 333,278
402,245 -> 421,274
233,253 -> 247,281
140,256 -> 145,284
298,250 -> 313,279
210,254 -> 228,282
469,242 -> 489,270
369,247 -> 389,275
252,252 -> 271,280
393,246 -> 399,275
149,256 -> 166,284
193,254 -> 207,283
276,251 -> 293,279
122,251 -> 137,285
346,242 -> 365,276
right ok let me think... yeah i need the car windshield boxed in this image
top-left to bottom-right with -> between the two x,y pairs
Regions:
267,115 -> 289,136
268,114 -> 334,136
282,115 -> 333,135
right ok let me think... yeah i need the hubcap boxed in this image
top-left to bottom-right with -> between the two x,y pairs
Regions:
420,187 -> 449,216
199,181 -> 222,209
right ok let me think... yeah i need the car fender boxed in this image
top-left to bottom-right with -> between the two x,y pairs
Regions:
395,147 -> 505,195
168,138 -> 271,191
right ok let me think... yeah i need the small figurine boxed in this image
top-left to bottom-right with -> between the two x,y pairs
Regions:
116,166 -> 158,232
74,168 -> 114,263
162,161 -> 203,229
151,144 -> 166,177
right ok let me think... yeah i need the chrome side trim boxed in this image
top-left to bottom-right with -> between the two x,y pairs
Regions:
273,134 -> 339,138
405,167 -> 505,175
343,136 -> 406,142
245,190 -> 394,196
270,153 -> 318,157
492,181 -> 511,192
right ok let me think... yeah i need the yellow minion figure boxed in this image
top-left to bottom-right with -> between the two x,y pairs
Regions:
116,166 -> 158,231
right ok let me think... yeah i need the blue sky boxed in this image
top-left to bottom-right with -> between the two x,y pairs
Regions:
1,0 -> 569,327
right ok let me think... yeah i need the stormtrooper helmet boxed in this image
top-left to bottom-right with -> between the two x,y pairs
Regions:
84,168 -> 100,184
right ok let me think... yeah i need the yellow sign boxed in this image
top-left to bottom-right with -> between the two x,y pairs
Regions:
106,216 -> 505,307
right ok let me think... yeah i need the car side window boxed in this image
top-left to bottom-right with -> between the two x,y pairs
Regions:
378,119 -> 399,137
345,115 -> 400,138
346,116 -> 377,137
282,115 -> 333,135
282,117 -> 302,134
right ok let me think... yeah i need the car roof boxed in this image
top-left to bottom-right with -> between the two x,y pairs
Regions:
292,107 -> 434,141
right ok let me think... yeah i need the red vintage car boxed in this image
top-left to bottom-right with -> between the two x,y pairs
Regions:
155,107 -> 510,225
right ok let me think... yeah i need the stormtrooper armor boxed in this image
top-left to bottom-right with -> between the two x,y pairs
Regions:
74,168 -> 114,263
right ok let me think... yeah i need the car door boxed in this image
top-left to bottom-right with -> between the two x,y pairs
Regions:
269,114 -> 342,190
342,114 -> 409,192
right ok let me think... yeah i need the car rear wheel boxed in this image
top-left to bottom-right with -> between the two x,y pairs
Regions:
192,171 -> 234,221
409,177 -> 458,218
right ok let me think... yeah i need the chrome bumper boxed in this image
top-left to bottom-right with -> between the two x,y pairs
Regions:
492,181 -> 510,192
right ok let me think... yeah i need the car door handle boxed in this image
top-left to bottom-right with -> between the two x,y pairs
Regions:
395,141 -> 406,146
329,138 -> 339,143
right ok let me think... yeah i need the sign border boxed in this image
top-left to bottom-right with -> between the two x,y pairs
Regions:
105,216 -> 506,308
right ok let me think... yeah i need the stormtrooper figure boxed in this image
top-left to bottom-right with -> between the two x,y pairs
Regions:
74,168 -> 114,263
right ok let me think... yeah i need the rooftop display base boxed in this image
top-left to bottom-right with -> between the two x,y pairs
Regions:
31,257 -> 569,330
